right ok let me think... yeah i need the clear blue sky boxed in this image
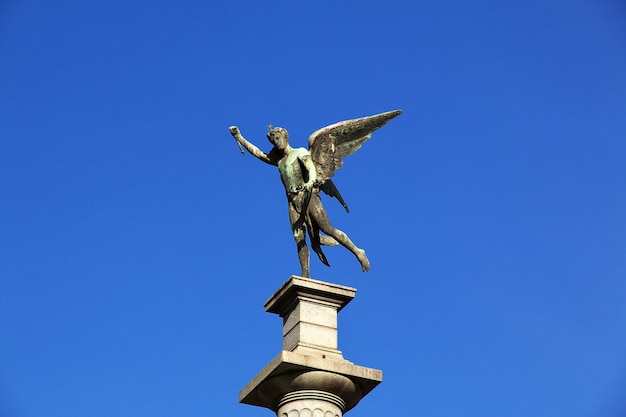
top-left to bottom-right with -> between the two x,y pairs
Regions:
1,1 -> 625,416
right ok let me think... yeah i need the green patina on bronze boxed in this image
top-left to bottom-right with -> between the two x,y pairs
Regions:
229,109 -> 402,278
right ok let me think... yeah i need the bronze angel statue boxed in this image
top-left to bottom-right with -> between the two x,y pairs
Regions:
229,109 -> 402,278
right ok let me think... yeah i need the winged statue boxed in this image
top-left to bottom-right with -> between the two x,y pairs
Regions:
228,109 -> 402,278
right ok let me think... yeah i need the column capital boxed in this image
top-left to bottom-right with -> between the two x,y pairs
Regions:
239,350 -> 381,413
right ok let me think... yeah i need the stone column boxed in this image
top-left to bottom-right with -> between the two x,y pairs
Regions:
240,276 -> 382,416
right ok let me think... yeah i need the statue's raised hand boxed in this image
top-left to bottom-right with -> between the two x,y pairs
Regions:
229,126 -> 245,154
229,126 -> 240,138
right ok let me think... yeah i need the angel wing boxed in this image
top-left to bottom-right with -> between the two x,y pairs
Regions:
308,109 -> 402,211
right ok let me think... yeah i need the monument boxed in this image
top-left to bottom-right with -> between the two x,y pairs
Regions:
229,110 -> 401,416
229,109 -> 402,278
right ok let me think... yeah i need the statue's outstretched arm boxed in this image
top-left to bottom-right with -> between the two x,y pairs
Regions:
229,126 -> 275,165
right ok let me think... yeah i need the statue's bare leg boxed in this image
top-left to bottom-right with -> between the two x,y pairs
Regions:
308,195 -> 370,272
289,201 -> 310,278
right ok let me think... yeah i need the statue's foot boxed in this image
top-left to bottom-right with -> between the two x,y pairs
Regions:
356,248 -> 370,272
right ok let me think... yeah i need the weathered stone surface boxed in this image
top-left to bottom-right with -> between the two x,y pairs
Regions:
265,276 -> 356,359
240,276 -> 381,415
239,350 -> 381,413
265,276 -> 356,315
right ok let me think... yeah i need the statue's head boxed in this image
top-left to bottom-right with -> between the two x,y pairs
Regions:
267,126 -> 289,150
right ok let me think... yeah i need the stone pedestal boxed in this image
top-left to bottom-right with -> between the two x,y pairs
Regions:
240,276 -> 382,416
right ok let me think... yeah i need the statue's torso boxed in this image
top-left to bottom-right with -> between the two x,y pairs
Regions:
277,147 -> 309,193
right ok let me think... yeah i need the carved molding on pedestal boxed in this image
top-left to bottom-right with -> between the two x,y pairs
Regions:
276,391 -> 343,417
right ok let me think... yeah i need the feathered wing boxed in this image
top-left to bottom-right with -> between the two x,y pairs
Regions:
303,109 -> 402,265
308,109 -> 402,184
